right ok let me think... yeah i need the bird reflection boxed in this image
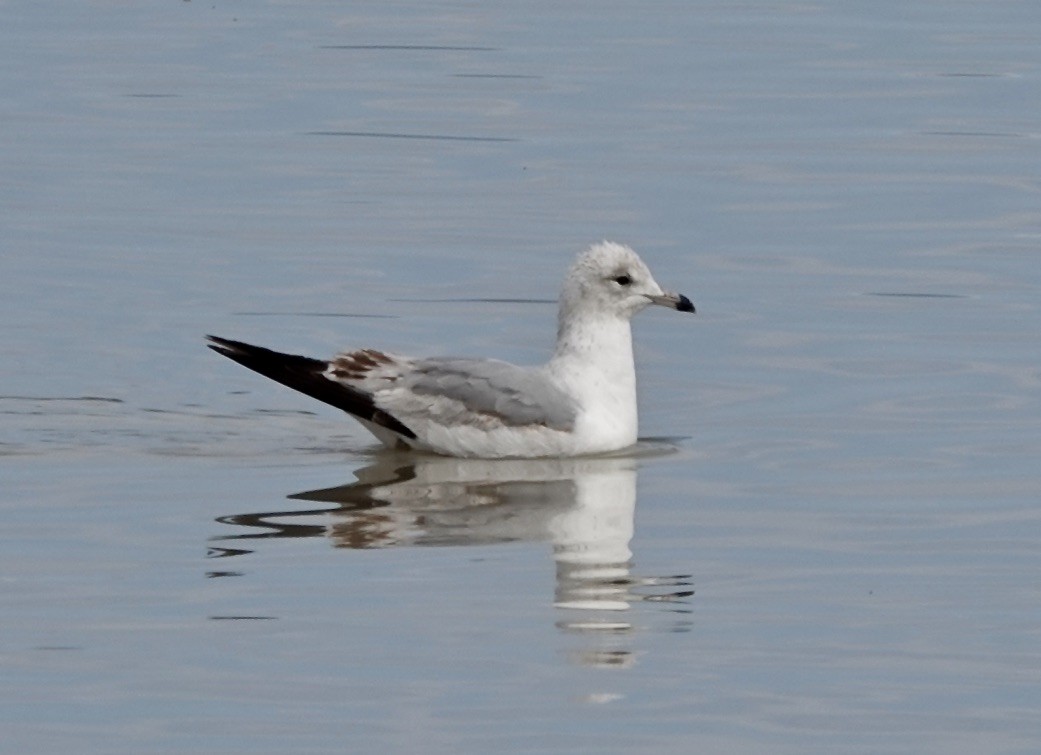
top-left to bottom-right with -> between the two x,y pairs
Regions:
212,449 -> 692,666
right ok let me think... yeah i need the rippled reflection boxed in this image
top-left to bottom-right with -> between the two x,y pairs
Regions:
213,449 -> 692,665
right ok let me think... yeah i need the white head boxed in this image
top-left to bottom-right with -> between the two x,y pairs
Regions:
559,241 -> 695,323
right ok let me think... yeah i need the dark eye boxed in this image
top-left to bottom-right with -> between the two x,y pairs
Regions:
613,274 -> 632,286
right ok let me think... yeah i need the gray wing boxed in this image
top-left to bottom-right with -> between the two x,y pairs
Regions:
403,358 -> 577,431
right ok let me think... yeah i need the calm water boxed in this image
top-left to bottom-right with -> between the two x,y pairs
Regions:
3,2 -> 1041,753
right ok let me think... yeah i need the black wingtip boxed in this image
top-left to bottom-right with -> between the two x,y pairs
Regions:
206,334 -> 253,356
677,294 -> 696,313
206,334 -> 234,356
205,334 -> 417,440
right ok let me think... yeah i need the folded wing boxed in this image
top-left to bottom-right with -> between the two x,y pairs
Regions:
209,336 -> 578,451
399,358 -> 577,431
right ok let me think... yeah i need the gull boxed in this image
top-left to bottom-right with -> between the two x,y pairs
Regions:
207,241 -> 694,458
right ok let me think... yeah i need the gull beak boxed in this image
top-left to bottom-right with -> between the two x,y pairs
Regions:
648,291 -> 696,313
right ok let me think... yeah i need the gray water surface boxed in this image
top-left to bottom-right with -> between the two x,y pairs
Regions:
3,2 -> 1041,753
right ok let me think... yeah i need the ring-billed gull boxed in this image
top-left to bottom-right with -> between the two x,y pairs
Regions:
207,241 -> 694,458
